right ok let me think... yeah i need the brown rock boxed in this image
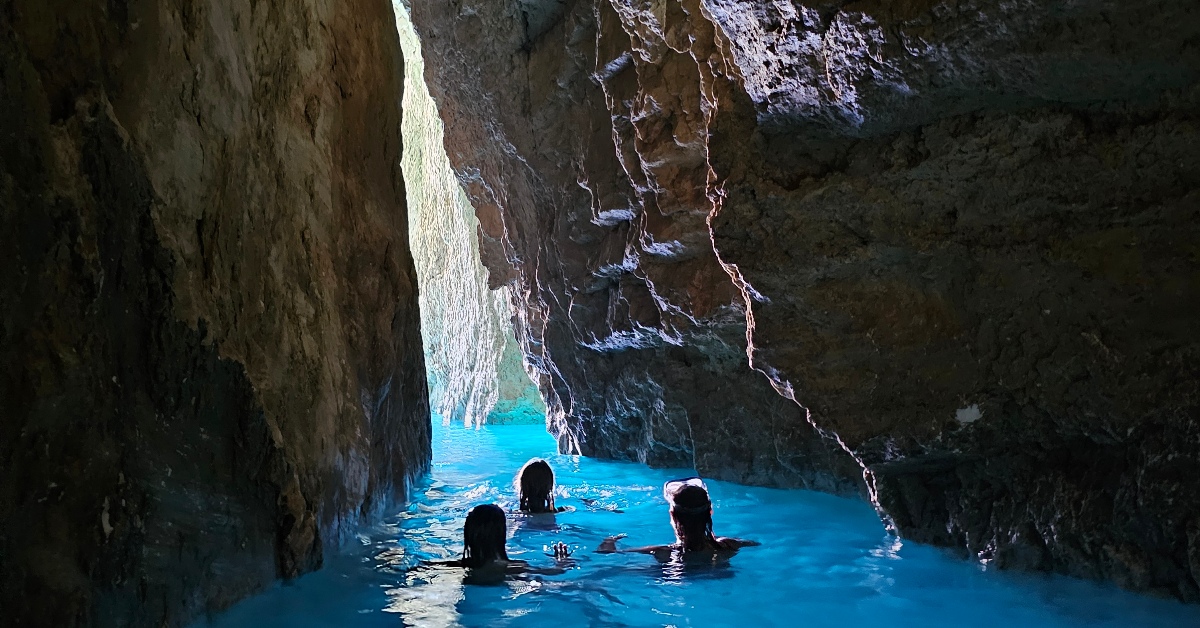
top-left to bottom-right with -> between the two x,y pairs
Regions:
0,0 -> 429,625
414,0 -> 864,494
412,0 -> 1200,598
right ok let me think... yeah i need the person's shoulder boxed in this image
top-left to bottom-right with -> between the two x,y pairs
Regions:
631,544 -> 675,557
421,559 -> 465,568
518,509 -> 558,517
716,537 -> 759,550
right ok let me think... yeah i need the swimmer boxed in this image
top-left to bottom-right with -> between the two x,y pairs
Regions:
596,477 -> 758,560
427,504 -> 572,580
516,458 -> 568,514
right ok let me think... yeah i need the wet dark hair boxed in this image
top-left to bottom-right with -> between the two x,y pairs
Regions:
667,484 -> 718,551
462,504 -> 509,567
516,459 -> 556,513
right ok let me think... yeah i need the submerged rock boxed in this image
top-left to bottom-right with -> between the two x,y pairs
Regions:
411,0 -> 1200,598
0,0 -> 429,625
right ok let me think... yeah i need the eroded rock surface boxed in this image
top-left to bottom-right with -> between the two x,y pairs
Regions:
0,0 -> 429,625
412,0 -> 863,496
411,0 -> 1200,597
396,4 -> 545,426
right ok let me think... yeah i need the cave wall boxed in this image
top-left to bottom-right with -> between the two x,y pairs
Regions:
0,0 -> 430,625
395,3 -> 546,426
412,0 -> 864,496
410,0 -> 1200,598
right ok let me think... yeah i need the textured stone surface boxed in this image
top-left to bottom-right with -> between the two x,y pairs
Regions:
411,0 -> 1200,597
396,3 -> 545,426
0,0 -> 429,625
413,0 -> 864,495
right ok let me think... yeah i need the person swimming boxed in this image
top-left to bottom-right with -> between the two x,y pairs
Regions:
596,477 -> 758,560
460,503 -> 512,567
516,458 -> 568,514
427,503 -> 572,581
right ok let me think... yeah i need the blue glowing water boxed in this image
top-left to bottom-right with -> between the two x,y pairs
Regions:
206,422 -> 1200,627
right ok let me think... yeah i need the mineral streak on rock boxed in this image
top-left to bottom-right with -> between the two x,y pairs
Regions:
411,0 -> 1200,598
0,0 -> 430,625
395,3 -> 546,427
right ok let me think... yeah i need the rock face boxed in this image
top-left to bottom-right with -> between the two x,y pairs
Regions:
396,4 -> 546,426
0,1 -> 429,625
410,0 -> 1200,598
412,0 -> 865,496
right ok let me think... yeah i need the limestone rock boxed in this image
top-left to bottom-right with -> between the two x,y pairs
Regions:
412,0 -> 863,495
396,4 -> 546,427
411,0 -> 1200,597
0,0 -> 430,624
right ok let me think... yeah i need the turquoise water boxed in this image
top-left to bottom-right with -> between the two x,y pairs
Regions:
206,422 -> 1200,627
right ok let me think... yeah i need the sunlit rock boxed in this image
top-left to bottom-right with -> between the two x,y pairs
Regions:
396,4 -> 546,426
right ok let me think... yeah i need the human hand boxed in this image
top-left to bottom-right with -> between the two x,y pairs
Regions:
596,533 -> 627,553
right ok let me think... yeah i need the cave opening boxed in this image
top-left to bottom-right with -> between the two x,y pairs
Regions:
394,3 -> 546,428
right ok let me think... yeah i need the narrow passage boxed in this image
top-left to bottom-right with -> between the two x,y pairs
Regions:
208,422 -> 1200,627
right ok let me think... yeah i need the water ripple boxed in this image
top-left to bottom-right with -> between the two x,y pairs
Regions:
204,423 -> 1200,628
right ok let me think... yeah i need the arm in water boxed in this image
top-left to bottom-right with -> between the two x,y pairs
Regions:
595,534 -> 671,555
597,535 -> 758,554
421,543 -> 574,579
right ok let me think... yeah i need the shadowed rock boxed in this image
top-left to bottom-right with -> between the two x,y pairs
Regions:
410,0 -> 1200,599
0,0 -> 430,624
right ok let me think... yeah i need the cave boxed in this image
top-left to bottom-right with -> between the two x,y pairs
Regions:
1,0 -> 1198,626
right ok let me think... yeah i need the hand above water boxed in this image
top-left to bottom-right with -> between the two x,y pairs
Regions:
539,541 -> 577,570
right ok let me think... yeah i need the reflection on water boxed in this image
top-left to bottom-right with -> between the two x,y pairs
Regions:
385,566 -> 464,625
204,422 -> 1200,628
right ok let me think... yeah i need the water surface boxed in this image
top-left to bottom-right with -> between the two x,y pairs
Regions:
207,422 -> 1200,627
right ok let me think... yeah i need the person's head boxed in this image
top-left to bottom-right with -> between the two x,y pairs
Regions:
462,504 -> 509,567
516,458 -> 557,513
664,477 -> 718,551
